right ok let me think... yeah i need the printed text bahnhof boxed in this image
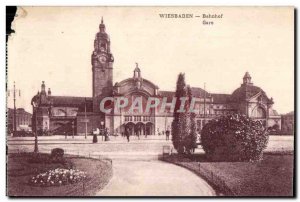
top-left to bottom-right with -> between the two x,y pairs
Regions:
159,14 -> 223,18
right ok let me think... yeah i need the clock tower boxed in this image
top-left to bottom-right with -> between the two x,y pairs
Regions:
92,17 -> 114,98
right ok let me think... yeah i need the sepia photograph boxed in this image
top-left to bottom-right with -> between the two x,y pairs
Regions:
6,6 -> 294,197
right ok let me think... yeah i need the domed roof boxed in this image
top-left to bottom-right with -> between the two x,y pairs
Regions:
231,72 -> 272,102
31,92 -> 40,106
231,84 -> 267,102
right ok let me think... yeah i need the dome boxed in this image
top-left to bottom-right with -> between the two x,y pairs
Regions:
31,94 -> 39,106
231,84 -> 267,102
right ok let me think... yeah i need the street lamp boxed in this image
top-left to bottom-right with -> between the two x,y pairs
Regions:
100,121 -> 104,141
32,101 -> 38,153
8,81 -> 21,136
72,120 -> 75,139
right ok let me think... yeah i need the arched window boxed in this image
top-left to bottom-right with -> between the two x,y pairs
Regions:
251,106 -> 266,118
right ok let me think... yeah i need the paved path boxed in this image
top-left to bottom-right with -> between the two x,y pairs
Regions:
97,159 -> 215,196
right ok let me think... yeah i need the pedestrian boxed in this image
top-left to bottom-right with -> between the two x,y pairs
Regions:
125,128 -> 130,142
104,128 -> 109,141
137,130 -> 140,140
166,129 -> 170,140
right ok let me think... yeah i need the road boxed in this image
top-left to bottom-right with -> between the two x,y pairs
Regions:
7,135 -> 294,156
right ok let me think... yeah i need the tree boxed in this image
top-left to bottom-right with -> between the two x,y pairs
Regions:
186,85 -> 197,154
172,74 -> 198,154
201,114 -> 269,162
172,73 -> 187,154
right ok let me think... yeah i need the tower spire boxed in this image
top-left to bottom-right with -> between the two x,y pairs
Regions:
243,71 -> 252,85
41,81 -> 46,94
133,62 -> 141,78
99,16 -> 105,32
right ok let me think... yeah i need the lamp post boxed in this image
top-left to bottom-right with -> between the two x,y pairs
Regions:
101,121 -> 104,141
84,98 -> 87,139
72,120 -> 75,139
32,102 -> 38,153
203,82 -> 206,126
8,81 -> 21,136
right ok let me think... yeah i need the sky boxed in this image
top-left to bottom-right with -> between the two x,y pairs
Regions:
7,6 -> 294,114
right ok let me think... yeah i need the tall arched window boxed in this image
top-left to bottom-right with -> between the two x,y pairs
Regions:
251,106 -> 266,118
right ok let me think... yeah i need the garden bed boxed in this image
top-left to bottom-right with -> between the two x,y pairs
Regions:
162,153 -> 294,196
7,153 -> 113,196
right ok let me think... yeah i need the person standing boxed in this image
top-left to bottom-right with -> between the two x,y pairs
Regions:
166,129 -> 170,140
125,128 -> 130,142
137,130 -> 140,140
104,128 -> 110,141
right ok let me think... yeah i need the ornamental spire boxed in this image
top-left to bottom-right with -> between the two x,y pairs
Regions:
243,71 -> 252,85
133,62 -> 141,78
99,16 -> 105,32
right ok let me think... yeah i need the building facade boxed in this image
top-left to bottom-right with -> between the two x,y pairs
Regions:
31,19 -> 281,136
7,108 -> 32,132
281,111 -> 294,134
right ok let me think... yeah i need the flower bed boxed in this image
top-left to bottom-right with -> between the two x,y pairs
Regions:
29,168 -> 86,186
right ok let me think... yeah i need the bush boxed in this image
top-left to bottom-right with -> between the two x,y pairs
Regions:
51,148 -> 64,158
201,114 -> 269,162
50,148 -> 65,163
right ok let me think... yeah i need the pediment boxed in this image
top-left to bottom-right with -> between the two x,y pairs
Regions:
248,91 -> 269,103
116,77 -> 158,96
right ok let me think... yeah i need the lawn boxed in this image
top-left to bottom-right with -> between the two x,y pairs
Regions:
7,153 -> 113,196
163,152 -> 294,196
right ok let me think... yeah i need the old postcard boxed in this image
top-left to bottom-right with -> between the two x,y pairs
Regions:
6,6 -> 294,197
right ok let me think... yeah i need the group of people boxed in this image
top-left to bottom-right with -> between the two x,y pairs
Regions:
93,127 -> 173,143
93,127 -> 201,144
123,128 -> 171,142
92,127 -> 110,141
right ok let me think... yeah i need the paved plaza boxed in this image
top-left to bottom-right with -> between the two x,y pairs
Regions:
7,135 -> 294,157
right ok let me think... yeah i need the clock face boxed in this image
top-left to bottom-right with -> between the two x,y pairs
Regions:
98,56 -> 107,63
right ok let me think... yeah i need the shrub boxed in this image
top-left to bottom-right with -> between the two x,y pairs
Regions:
201,114 -> 269,162
51,148 -> 64,158
50,148 -> 65,164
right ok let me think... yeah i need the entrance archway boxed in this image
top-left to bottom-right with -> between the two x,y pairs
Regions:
125,122 -> 135,136
135,122 -> 145,136
145,122 -> 154,136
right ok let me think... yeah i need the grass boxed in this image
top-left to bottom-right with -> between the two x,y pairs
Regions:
7,153 -> 113,196
162,153 -> 294,196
